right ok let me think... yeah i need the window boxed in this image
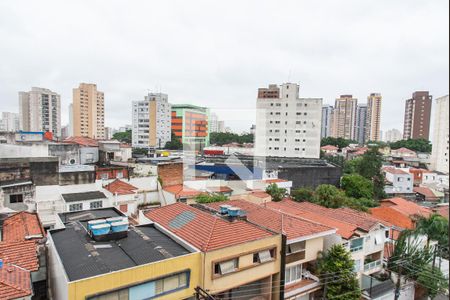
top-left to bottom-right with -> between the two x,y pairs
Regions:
353,259 -> 361,272
285,264 -> 302,284
89,272 -> 189,300
69,203 -> 83,212
214,258 -> 238,275
90,201 -> 103,209
101,173 -> 109,180
287,241 -> 306,254
253,249 -> 275,264
9,194 -> 23,204
116,171 -> 124,179
350,238 -> 363,252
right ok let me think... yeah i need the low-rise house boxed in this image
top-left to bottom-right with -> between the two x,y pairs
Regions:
266,200 -> 388,282
391,147 -> 417,158
383,167 -> 414,195
320,145 -> 338,156
422,171 -> 449,188
144,203 -> 283,299
204,199 -> 336,300
61,191 -> 109,213
0,212 -> 47,299
413,186 -> 444,202
48,207 -> 201,300
160,184 -> 203,204
96,165 -> 131,180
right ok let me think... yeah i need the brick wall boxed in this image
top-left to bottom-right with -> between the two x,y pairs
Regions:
157,162 -> 183,187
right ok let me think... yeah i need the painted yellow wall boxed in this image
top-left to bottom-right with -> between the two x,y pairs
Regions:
203,235 -> 282,299
68,252 -> 201,300
301,237 -> 324,264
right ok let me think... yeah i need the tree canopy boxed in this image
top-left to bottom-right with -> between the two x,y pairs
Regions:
317,244 -> 361,300
415,214 -> 449,254
265,183 -> 287,202
164,132 -> 183,150
195,193 -> 229,203
210,132 -> 254,146
113,130 -> 132,144
321,137 -> 357,149
389,138 -> 432,153
341,174 -> 374,199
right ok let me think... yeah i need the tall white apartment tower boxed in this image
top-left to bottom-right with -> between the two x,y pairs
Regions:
365,93 -> 382,141
255,83 -> 322,158
430,95 -> 449,174
19,87 -> 61,137
333,95 -> 358,140
0,112 -> 20,132
132,92 -> 171,148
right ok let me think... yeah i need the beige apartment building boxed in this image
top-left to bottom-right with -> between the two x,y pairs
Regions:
72,83 -> 105,139
332,95 -> 358,140
365,93 -> 382,141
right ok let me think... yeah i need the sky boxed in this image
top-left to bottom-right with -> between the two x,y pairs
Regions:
0,0 -> 448,134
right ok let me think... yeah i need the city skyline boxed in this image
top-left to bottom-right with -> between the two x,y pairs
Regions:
0,0 -> 448,133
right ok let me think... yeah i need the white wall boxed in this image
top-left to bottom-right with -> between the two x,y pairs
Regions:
47,233 -> 69,300
0,143 -> 48,158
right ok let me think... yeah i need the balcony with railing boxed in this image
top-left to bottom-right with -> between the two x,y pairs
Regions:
363,251 -> 383,274
284,265 -> 321,299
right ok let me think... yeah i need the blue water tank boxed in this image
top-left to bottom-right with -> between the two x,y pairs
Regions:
91,223 -> 111,236
87,219 -> 107,231
227,207 -> 240,217
111,221 -> 129,233
219,205 -> 232,214
106,217 -> 125,224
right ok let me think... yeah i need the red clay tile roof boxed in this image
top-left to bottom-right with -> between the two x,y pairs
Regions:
413,187 -> 439,199
2,212 -> 45,242
207,186 -> 233,193
0,265 -> 32,300
370,207 -> 415,230
105,179 -> 138,195
380,197 -> 431,217
145,203 -> 274,251
163,184 -> 203,198
205,200 -> 334,241
264,179 -> 289,184
321,145 -> 338,151
393,147 -> 416,153
266,200 -> 382,239
432,206 -> 449,219
383,167 -> 409,175
250,191 -> 271,198
63,136 -> 99,147
0,241 -> 39,272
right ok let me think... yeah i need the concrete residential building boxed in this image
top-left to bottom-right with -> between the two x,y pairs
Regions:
209,112 -> 225,133
333,95 -> 358,140
430,95 -> 449,174
72,83 -> 105,139
68,103 -> 73,137
321,105 -> 334,138
403,91 -> 432,140
384,129 -> 402,143
132,92 -> 171,149
355,104 -> 368,145
255,83 -> 322,158
383,167 -> 414,195
19,87 -> 61,137
366,93 -> 382,141
171,104 -> 210,147
0,111 -> 19,132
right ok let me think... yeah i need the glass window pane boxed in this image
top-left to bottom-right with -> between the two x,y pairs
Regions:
163,275 -> 179,292
155,279 -> 164,295
178,273 -> 187,287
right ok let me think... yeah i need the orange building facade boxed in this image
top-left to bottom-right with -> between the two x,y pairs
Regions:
171,104 -> 210,147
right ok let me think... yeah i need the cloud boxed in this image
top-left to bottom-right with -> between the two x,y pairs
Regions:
0,0 -> 448,133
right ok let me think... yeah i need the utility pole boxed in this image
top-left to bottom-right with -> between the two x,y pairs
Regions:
394,261 -> 403,300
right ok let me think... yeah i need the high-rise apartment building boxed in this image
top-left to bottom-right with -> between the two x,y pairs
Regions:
19,87 -> 61,137
384,129 -> 403,143
72,83 -> 105,139
209,112 -> 225,133
403,91 -> 432,140
355,104 -> 367,145
332,95 -> 358,140
132,93 -> 171,148
366,93 -> 382,141
430,95 -> 449,174
321,105 -> 334,138
171,104 -> 210,147
0,112 -> 20,132
255,83 -> 322,158
68,103 -> 73,137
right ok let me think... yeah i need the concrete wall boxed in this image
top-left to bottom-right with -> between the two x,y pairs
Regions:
278,165 -> 342,189
157,162 -> 183,187
59,171 -> 96,186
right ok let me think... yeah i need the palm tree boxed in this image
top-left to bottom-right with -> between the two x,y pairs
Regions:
415,214 -> 449,249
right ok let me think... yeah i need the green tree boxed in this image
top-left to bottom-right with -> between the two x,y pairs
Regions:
389,138 -> 432,153
313,185 -> 348,208
317,245 -> 360,300
321,137 -> 356,149
132,147 -> 148,156
195,193 -> 229,203
341,174 -> 374,199
113,130 -> 132,144
343,197 -> 378,212
291,187 -> 315,202
415,214 -> 449,250
210,132 -> 254,145
265,183 -> 287,202
343,157 -> 363,174
355,147 -> 386,200
417,265 -> 448,299
164,132 -> 183,150
324,155 -> 345,167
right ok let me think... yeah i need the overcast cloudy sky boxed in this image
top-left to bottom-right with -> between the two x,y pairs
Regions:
0,0 -> 448,133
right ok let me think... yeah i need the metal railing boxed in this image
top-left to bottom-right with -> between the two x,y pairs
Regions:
364,259 -> 382,271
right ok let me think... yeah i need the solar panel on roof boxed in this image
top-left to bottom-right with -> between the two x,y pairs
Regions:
168,211 -> 196,229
